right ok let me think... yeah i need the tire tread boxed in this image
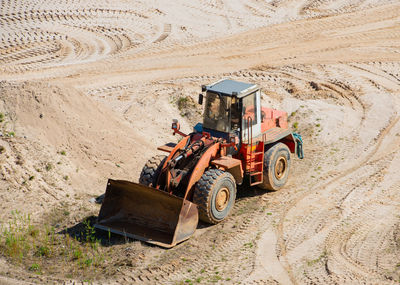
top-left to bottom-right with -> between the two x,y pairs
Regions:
139,154 -> 167,187
194,169 -> 226,224
259,142 -> 290,191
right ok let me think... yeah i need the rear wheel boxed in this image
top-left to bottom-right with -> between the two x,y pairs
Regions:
139,155 -> 167,187
260,142 -> 291,191
194,169 -> 236,224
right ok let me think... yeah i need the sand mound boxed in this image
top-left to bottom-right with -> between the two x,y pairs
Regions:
0,81 -> 150,221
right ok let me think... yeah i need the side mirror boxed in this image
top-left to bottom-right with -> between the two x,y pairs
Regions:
172,119 -> 186,137
172,119 -> 180,132
198,94 -> 203,105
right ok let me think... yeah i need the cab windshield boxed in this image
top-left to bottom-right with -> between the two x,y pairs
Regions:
203,92 -> 231,132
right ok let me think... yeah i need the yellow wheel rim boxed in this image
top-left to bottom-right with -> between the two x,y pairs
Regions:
215,187 -> 230,211
275,156 -> 287,180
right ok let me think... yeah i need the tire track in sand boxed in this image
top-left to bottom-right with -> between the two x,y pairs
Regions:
273,114 -> 400,283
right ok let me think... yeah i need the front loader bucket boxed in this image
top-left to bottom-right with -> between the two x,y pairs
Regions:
95,179 -> 198,248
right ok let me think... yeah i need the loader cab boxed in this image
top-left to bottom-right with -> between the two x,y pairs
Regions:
199,79 -> 262,144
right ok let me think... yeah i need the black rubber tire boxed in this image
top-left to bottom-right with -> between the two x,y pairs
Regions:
259,142 -> 291,191
193,169 -> 236,224
139,155 -> 167,187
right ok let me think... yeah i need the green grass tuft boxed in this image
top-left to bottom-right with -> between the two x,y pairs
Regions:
0,212 -> 106,280
36,246 -> 50,257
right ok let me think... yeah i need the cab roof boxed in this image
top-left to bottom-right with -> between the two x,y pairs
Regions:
202,79 -> 259,98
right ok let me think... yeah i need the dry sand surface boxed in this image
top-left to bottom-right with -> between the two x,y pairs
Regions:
1,0 -> 400,284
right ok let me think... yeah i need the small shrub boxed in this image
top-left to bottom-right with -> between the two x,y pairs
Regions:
292,122 -> 298,129
0,146 -> 5,154
36,246 -> 50,257
82,258 -> 93,267
0,113 -> 4,122
83,219 -> 97,245
29,263 -> 40,272
177,96 -> 190,110
28,226 -> 39,238
73,249 -> 83,260
307,251 -> 327,266
60,150 -> 66,156
1,211 -> 33,260
63,175 -> 69,181
45,163 -> 53,171
212,275 -> 222,281
175,95 -> 196,118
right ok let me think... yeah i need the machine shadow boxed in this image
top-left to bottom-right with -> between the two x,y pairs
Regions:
58,216 -> 134,247
236,183 -> 274,199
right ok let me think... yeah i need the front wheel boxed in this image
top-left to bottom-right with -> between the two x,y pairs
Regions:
260,142 -> 291,191
193,169 -> 236,224
139,155 -> 167,187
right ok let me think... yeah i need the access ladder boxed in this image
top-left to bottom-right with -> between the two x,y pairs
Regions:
246,117 -> 264,186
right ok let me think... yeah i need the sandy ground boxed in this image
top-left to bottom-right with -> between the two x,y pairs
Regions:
1,0 -> 400,284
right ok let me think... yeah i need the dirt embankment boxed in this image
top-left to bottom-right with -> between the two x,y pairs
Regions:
0,81 -> 153,221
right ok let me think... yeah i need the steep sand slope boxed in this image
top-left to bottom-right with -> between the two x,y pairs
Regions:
0,81 -> 152,221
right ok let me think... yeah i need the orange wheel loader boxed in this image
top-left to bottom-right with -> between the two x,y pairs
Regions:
95,79 -> 304,248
